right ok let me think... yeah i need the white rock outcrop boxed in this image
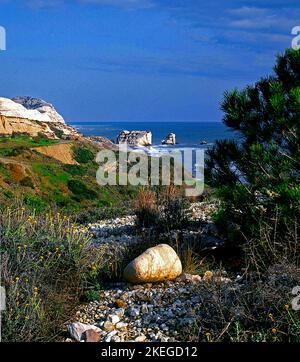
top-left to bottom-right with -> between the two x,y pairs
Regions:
12,96 -> 65,124
117,130 -> 152,146
0,97 -> 81,140
123,244 -> 182,283
0,97 -> 53,123
0,97 -> 56,138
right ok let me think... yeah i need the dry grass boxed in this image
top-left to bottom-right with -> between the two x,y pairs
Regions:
0,201 -> 107,341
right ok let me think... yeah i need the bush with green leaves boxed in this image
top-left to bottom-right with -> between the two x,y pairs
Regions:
206,49 -> 300,252
67,179 -> 97,201
74,147 -> 95,164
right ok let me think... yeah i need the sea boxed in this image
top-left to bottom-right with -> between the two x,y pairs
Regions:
71,121 -> 237,156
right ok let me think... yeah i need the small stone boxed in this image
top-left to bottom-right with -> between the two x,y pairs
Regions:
67,322 -> 101,342
176,273 -> 202,283
103,321 -> 114,332
82,329 -> 101,343
141,304 -> 149,314
111,335 -> 121,342
115,308 -> 125,318
105,330 -> 118,342
115,299 -> 128,309
203,271 -> 214,281
135,335 -> 147,342
108,314 -> 120,324
115,322 -> 128,330
128,307 -> 140,317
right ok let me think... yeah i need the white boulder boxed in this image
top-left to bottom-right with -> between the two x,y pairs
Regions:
123,244 -> 182,283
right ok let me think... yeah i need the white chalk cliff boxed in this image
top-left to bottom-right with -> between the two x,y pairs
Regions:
12,96 -> 65,124
0,97 -> 81,140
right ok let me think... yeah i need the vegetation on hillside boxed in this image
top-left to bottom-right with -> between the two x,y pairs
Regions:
0,136 -> 135,216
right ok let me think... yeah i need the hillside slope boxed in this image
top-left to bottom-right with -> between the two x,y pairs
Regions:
0,135 -> 135,213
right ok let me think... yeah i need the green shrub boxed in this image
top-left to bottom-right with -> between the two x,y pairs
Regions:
63,164 -> 86,176
24,194 -> 47,212
67,179 -> 97,201
0,146 -> 27,157
20,176 -> 34,188
74,147 -> 95,164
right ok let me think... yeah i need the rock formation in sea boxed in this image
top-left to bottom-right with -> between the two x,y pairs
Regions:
162,133 -> 176,145
117,130 -> 152,146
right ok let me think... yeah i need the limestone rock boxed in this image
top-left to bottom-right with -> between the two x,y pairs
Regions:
12,96 -> 65,124
117,130 -> 152,146
68,322 -> 101,342
82,329 -> 101,342
0,97 -> 82,140
0,115 -> 56,139
0,97 -> 53,123
123,244 -> 182,283
162,133 -> 176,145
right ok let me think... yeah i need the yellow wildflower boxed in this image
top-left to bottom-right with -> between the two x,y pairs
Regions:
284,304 -> 289,311
272,328 -> 277,334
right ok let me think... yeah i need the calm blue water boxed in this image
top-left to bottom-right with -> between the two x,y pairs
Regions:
71,121 -> 237,155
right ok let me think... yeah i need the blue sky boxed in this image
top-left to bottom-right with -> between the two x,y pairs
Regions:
0,0 -> 299,122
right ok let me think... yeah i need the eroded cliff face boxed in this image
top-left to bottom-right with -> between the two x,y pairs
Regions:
0,115 -> 56,138
0,97 -> 81,140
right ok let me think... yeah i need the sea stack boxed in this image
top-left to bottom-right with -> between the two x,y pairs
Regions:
162,133 -> 176,145
117,130 -> 152,146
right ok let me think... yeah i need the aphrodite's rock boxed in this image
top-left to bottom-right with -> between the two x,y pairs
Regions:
117,130 -> 152,146
162,133 -> 176,145
12,96 -> 65,124
123,244 -> 182,283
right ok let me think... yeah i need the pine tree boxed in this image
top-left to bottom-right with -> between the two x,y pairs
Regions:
206,49 -> 300,244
